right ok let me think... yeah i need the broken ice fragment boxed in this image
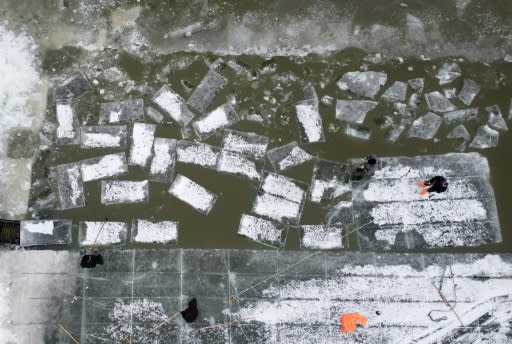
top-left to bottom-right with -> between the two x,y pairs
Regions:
335,100 -> 378,124
425,91 -> 457,112
54,73 -> 91,101
150,138 -> 176,181
309,159 -> 351,204
56,103 -> 79,145
79,221 -> 127,246
345,125 -> 371,140
20,220 -> 72,247
81,153 -> 128,182
407,78 -> 424,94
321,95 -> 335,107
443,108 -> 479,125
261,173 -> 306,204
486,105 -> 509,132
469,125 -> 499,149
152,85 -> 195,127
406,13 -> 427,42
385,121 -> 407,143
129,123 -> 156,167
458,79 -> 480,106
216,150 -> 261,181
238,214 -> 285,247
301,225 -> 343,249
176,140 -> 219,168
447,124 -> 470,141
407,112 -> 442,140
145,106 -> 164,123
192,102 -> 240,140
101,180 -> 149,205
56,162 -> 85,210
436,62 -> 461,85
222,130 -> 269,160
80,125 -> 128,149
266,141 -> 314,172
187,69 -> 228,113
295,100 -> 325,143
131,219 -> 178,244
99,99 -> 144,124
336,71 -> 387,98
168,174 -> 217,214
381,81 -> 407,102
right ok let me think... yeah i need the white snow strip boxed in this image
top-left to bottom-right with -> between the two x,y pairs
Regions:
101,180 -> 149,204
81,153 -> 128,182
168,174 -> 217,214
133,219 -> 177,244
176,141 -> 219,168
80,221 -> 127,245
56,103 -> 76,141
238,214 -> 283,245
301,225 -> 343,249
252,193 -> 302,223
295,102 -> 324,143
129,123 -> 156,167
21,221 -> 54,235
217,150 -> 261,180
261,173 -> 305,204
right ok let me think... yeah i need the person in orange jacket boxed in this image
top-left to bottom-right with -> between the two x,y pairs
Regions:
339,312 -> 368,333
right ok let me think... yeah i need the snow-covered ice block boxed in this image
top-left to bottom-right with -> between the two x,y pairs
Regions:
266,141 -> 314,172
20,220 -> 72,247
436,62 -> 461,85
79,221 -> 127,246
168,174 -> 217,214
217,150 -> 261,181
385,122 -> 407,143
187,69 -> 228,113
101,180 -> 149,205
131,219 -> 178,244
443,108 -> 478,125
407,112 -> 442,140
458,79 -> 480,106
152,85 -> 195,127
469,125 -> 499,149
509,98 -> 512,120
425,91 -> 456,112
81,153 -> 128,182
325,200 -> 353,225
129,123 -> 156,167
486,105 -> 508,132
56,162 -> 85,210
54,73 -> 91,101
406,13 -> 427,42
261,173 -> 306,204
408,78 -> 424,93
222,129 -> 269,160
56,103 -> 79,145
309,159 -> 351,204
80,125 -> 128,149
150,138 -> 176,181
192,102 -> 240,140
345,125 -> 371,140
335,100 -> 377,124
381,81 -> 407,102
99,99 -> 144,124
300,225 -> 343,249
176,140 -> 219,168
252,192 -> 303,225
238,214 -> 286,247
295,99 -> 325,143
447,124 -> 470,141
336,71 -> 387,98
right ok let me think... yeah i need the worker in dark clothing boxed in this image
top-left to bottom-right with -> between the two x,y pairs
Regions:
352,154 -> 378,180
418,176 -> 448,196
80,252 -> 104,268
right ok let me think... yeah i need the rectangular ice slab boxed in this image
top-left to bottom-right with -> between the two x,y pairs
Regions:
187,69 -> 228,113
266,141 -> 314,172
176,140 -> 219,168
20,220 -> 72,247
131,219 -> 178,244
336,71 -> 387,98
222,130 -> 269,160
238,214 -> 286,247
98,99 -> 144,124
192,102 -> 240,141
56,162 -> 85,210
216,150 -> 261,181
309,159 -> 351,204
152,85 -> 195,127
295,100 -> 325,143
80,125 -> 128,149
150,138 -> 176,181
101,180 -> 149,205
56,103 -> 79,145
300,225 -> 344,249
335,100 -> 377,124
79,221 -> 127,246
81,153 -> 128,182
168,174 -> 217,214
129,123 -> 156,167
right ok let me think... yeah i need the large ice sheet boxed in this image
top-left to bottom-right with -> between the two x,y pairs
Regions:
55,162 -> 85,210
81,153 -> 128,182
300,225 -> 343,249
56,103 -> 79,145
458,79 -> 480,105
309,159 -> 351,204
98,99 -> 144,124
381,81 -> 407,102
192,102 -> 240,140
149,138 -> 176,181
266,141 -> 314,172
295,100 -> 325,143
469,125 -> 499,149
335,100 -> 377,124
443,108 -> 478,125
407,112 -> 442,140
176,140 -> 219,168
486,105 -> 509,131
336,71 -> 387,98
222,129 -> 269,160
131,219 -> 178,244
168,174 -> 217,214
238,214 -> 286,247
216,150 -> 261,181
187,69 -> 228,113
152,85 -> 195,127
80,125 -> 128,149
425,91 -> 456,112
20,220 -> 72,247
101,180 -> 149,205
54,73 -> 91,101
129,123 -> 156,167
79,221 -> 127,246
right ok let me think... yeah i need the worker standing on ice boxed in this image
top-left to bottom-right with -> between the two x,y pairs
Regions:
418,176 -> 448,196
352,154 -> 378,180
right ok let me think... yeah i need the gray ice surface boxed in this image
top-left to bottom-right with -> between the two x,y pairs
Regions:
54,73 -> 91,102
131,219 -> 178,244
55,162 -> 85,210
336,71 -> 387,98
407,112 -> 442,140
309,159 -> 351,204
192,102 -> 240,140
335,100 -> 378,124
98,99 -> 144,124
152,85 -> 195,127
176,140 -> 219,169
458,79 -> 480,105
408,78 -> 424,93
55,103 -> 79,145
385,121 -> 407,143
443,108 -> 479,125
447,124 -> 470,141
345,125 -> 371,140
486,105 -> 509,131
101,180 -> 149,205
436,62 -> 461,85
20,219 -> 72,247
425,91 -> 457,112
79,221 -> 128,246
300,225 -> 344,249
469,125 -> 499,149
381,81 -> 407,102
187,69 -> 228,113
149,138 -> 176,182
222,129 -> 269,160
266,141 -> 314,172
80,125 -> 128,149
145,106 -> 164,123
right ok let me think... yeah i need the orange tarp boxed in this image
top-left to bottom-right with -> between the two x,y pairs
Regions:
339,312 -> 368,333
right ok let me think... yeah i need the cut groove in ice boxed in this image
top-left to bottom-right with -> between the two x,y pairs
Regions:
238,214 -> 285,247
81,153 -> 128,182
300,225 -> 343,249
131,219 -> 178,244
56,103 -> 79,145
168,174 -> 217,214
407,112 -> 442,140
335,100 -> 377,124
150,138 -> 176,182
56,162 -> 85,210
152,85 -> 195,127
98,99 -> 144,124
80,125 -> 128,149
336,71 -> 387,98
129,123 -> 156,167
176,140 -> 219,168
79,221 -> 127,246
469,125 -> 499,149
266,141 -> 314,172
222,130 -> 269,160
187,69 -> 228,113
424,91 -> 457,112
216,150 -> 261,181
192,102 -> 240,141
101,180 -> 149,205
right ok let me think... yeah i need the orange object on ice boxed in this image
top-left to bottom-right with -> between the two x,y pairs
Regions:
339,312 -> 368,333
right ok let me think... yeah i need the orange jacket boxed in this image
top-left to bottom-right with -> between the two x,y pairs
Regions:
340,312 -> 368,333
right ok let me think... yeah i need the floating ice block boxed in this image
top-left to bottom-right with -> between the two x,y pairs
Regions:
222,129 -> 269,160
129,123 -> 156,167
101,180 -> 149,205
150,138 -> 177,181
176,140 -> 219,168
187,69 -> 228,113
260,173 -> 306,204
56,103 -> 79,145
80,125 -> 128,149
79,221 -> 127,246
436,62 -> 461,85
20,220 -> 72,247
485,105 -> 508,132
407,112 -> 442,140
381,81 -> 407,103
301,225 -> 343,249
238,214 -> 285,247
447,125 -> 470,141
56,162 -> 85,210
425,91 -> 456,112
443,108 -> 478,125
458,79 -> 480,106
335,100 -> 378,124
131,219 -> 178,244
54,73 -> 91,101
81,153 -> 128,182
252,192 -> 302,224
152,85 -> 195,127
345,125 -> 371,140
266,141 -> 314,172
469,125 -> 499,149
295,100 -> 325,143
217,150 -> 261,181
98,99 -> 144,124
192,102 -> 240,140
168,174 -> 217,214
336,71 -> 387,98
309,159 -> 351,204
